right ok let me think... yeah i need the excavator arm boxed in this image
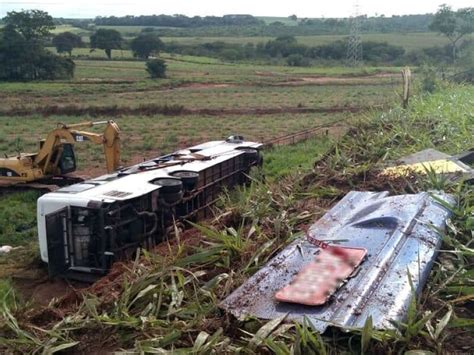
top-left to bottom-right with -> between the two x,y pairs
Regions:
34,120 -> 121,174
68,121 -> 121,173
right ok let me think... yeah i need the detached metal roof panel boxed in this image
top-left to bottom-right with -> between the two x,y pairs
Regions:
382,148 -> 474,183
221,191 -> 454,332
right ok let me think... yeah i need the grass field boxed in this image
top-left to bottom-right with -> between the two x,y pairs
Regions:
0,112 -> 346,173
0,55 -> 401,115
50,24 -> 87,35
0,82 -> 396,111
0,82 -> 472,353
6,52 -> 404,83
1,26 -> 472,351
258,16 -> 299,26
49,23 -> 456,52
1,55 -> 396,172
160,32 -> 455,51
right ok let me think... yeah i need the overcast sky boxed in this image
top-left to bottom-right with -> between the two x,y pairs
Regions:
0,0 -> 472,19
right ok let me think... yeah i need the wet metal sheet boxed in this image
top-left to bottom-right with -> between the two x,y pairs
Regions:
221,191 -> 454,332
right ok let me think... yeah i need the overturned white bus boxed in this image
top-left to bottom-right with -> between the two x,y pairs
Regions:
37,137 -> 262,281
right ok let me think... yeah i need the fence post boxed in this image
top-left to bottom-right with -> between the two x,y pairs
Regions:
401,67 -> 411,109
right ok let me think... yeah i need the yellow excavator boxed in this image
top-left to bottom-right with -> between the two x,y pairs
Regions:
0,120 -> 120,190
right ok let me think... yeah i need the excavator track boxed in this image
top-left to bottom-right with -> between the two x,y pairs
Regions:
0,176 -> 85,198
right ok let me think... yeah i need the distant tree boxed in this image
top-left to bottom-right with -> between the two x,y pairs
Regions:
130,33 -> 164,59
93,14 -> 264,27
264,36 -> 306,57
0,10 -> 74,81
286,54 -> 310,66
90,29 -> 122,59
289,15 -> 298,21
141,27 -> 156,33
52,32 -> 83,56
146,59 -> 167,78
430,5 -> 474,61
3,9 -> 54,41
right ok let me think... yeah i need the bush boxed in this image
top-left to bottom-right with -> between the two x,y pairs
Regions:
453,42 -> 474,83
363,41 -> 405,63
418,65 -> 440,93
286,54 -> 310,67
146,59 -> 167,78
36,52 -> 75,79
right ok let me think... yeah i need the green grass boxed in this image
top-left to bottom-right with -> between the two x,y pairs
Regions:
48,22 -> 463,52
0,56 -> 399,176
161,32 -> 461,51
0,81 -> 397,111
0,112 -> 346,172
258,16 -> 299,26
96,25 -> 181,34
50,24 -> 87,35
0,191 -> 40,247
1,32 -> 471,352
52,24 -> 458,52
19,53 -> 403,83
263,136 -> 334,179
0,83 -> 472,353
48,46 -> 135,59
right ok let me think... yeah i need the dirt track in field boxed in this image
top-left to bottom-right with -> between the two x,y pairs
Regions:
0,103 -> 384,118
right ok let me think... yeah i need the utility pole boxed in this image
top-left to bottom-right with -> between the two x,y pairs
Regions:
346,2 -> 363,67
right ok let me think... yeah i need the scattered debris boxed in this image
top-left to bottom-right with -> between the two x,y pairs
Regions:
381,148 -> 474,183
221,190 -> 454,332
0,245 -> 21,254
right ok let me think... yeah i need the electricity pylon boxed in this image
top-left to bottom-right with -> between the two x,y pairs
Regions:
346,3 -> 363,67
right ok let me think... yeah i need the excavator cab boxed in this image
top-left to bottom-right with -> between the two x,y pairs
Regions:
58,143 -> 76,174
39,140 -> 77,175
0,120 -> 120,187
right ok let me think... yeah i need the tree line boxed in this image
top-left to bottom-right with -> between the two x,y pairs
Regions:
0,6 -> 472,81
164,36 -> 407,66
45,28 -> 408,64
61,13 -> 435,36
93,14 -> 264,27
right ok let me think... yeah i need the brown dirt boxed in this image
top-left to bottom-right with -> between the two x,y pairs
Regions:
153,228 -> 204,257
0,103 -> 382,118
12,267 -> 87,308
84,228 -> 206,307
277,74 -> 400,86
86,262 -> 133,300
176,83 -> 235,90
77,78 -> 137,84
